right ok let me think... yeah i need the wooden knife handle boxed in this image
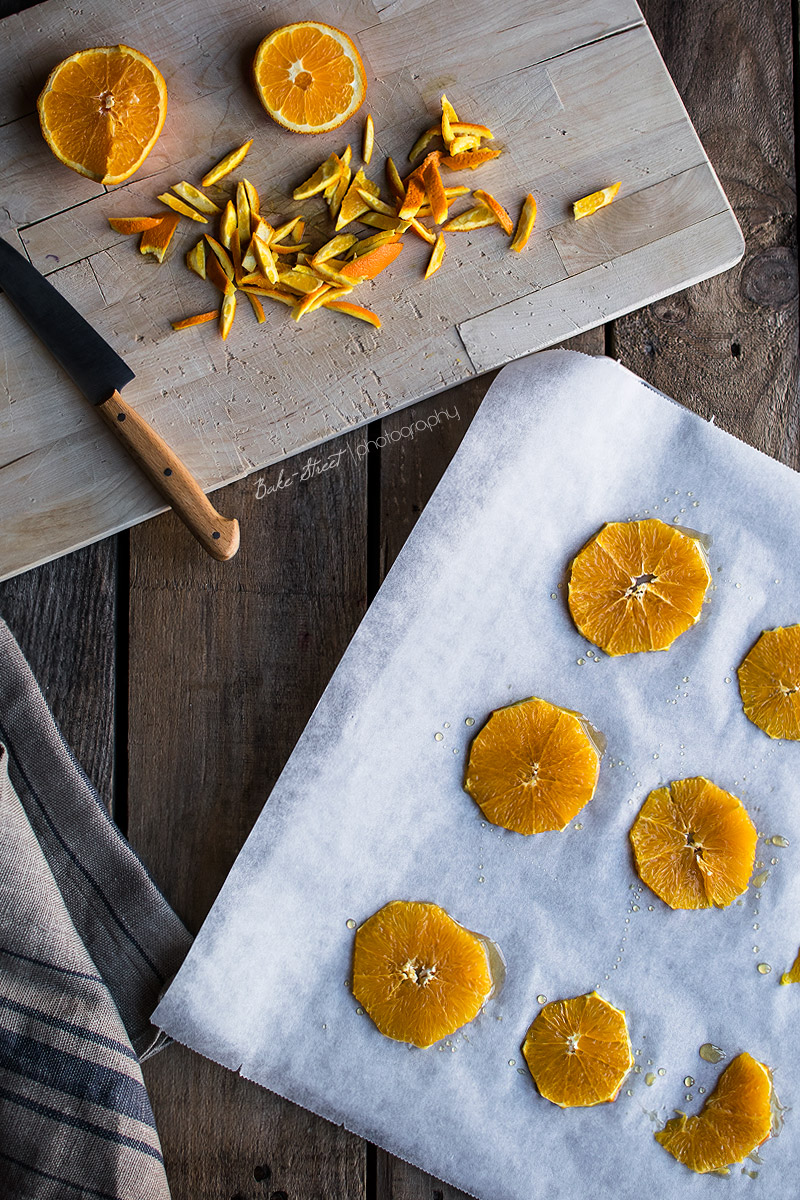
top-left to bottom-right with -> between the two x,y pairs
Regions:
97,390 -> 240,561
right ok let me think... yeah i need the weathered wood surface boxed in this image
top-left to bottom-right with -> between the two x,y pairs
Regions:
0,0 -> 743,580
0,1 -> 795,1199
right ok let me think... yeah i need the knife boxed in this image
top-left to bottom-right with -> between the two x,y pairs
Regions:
0,236 -> 240,561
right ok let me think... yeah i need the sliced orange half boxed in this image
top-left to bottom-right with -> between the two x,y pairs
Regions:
738,625 -> 800,739
655,1052 -> 773,1173
464,696 -> 601,835
630,777 -> 757,910
568,518 -> 711,656
352,900 -> 497,1048
522,992 -> 633,1108
38,45 -> 167,185
253,22 -> 366,135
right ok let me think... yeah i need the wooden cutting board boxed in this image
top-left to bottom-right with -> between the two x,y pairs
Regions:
0,0 -> 742,580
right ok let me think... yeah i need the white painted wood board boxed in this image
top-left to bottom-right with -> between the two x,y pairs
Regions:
0,0 -> 743,579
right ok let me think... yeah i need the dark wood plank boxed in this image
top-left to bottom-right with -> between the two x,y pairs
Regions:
0,541 -> 117,809
615,0 -> 798,465
128,441 -> 369,1199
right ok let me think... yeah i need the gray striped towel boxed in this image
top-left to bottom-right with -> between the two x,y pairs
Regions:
0,617 -> 193,1199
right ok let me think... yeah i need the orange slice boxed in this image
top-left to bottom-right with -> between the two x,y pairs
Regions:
253,22 -> 366,135
738,625 -> 800,739
655,1052 -> 773,1173
630,777 -> 757,910
464,696 -> 602,835
38,45 -> 167,185
568,518 -> 711,656
573,182 -> 621,219
522,992 -> 633,1108
352,900 -> 498,1047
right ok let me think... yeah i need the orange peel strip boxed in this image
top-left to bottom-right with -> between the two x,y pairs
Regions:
349,230 -> 401,257
157,192 -> 207,223
185,240 -> 206,279
386,157 -> 405,202
441,148 -> 501,170
242,179 -> 260,218
399,175 -> 426,219
442,204 -> 497,232
363,114 -> 375,164
293,283 -> 330,321
172,182 -> 220,216
293,152 -> 343,201
236,181 -> 251,249
242,285 -> 295,306
245,292 -> 266,323
323,299 -> 381,328
171,310 -> 217,331
313,234 -> 358,264
441,94 -> 458,147
219,292 -> 236,340
422,157 -> 449,225
108,216 -> 163,235
204,236 -> 235,281
473,188 -> 513,235
424,233 -> 445,279
219,201 -> 236,250
451,121 -> 493,140
341,240 -> 402,279
573,182 -> 621,219
511,193 -> 537,251
206,254 -> 236,296
408,217 -> 436,245
139,214 -> 180,262
448,134 -> 480,156
409,125 -> 441,162
201,140 -> 253,188
271,217 -> 303,244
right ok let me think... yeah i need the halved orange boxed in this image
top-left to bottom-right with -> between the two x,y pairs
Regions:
568,518 -> 711,656
522,991 -> 633,1108
655,1052 -> 773,1173
352,900 -> 498,1048
253,22 -> 366,135
37,45 -> 167,185
630,777 -> 756,909
464,697 -> 602,835
738,625 -> 800,739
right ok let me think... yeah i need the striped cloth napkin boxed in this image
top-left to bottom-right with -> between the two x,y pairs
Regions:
0,617 -> 193,1199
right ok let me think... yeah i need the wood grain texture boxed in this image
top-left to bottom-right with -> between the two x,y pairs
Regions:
127,435 -> 369,1197
614,0 -> 798,468
0,0 -> 742,580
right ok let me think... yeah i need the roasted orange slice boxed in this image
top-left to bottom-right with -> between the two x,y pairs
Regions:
630,777 -> 756,910
522,992 -> 633,1108
464,697 -> 601,835
568,518 -> 711,656
352,900 -> 498,1047
253,22 -> 366,135
655,1053 -> 773,1173
38,45 -> 167,185
738,625 -> 800,739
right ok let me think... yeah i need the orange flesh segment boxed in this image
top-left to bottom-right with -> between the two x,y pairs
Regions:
511,193 -> 537,251
464,696 -> 601,835
573,182 -> 621,219
522,992 -> 633,1108
655,1053 -> 773,1173
253,22 -> 366,135
568,518 -> 711,656
37,45 -> 167,185
108,215 -> 163,234
738,625 -> 800,739
630,777 -> 757,910
139,214 -> 179,261
352,900 -> 495,1047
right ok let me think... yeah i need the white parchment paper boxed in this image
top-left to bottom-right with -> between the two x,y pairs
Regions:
155,351 -> 799,1199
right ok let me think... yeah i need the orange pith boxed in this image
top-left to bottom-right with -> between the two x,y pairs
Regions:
568,518 -> 711,656
253,22 -> 366,135
464,697 -> 601,835
352,900 -> 495,1048
37,45 -> 167,185
522,991 -> 633,1108
630,777 -> 756,910
738,625 -> 800,739
655,1052 -> 773,1173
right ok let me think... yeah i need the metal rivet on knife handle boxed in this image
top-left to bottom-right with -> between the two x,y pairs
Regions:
97,390 -> 240,561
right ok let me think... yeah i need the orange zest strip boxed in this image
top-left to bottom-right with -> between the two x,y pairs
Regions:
573,182 -> 621,219
511,193 -> 537,252
219,292 -> 236,340
422,157 -> 449,225
323,299 -> 381,328
424,233 -> 446,279
171,310 -> 217,330
139,215 -> 180,262
341,240 -> 402,280
363,113 -> 375,164
108,216 -> 163,235
441,148 -> 501,170
473,188 -> 513,235
442,204 -> 497,232
201,140 -> 253,188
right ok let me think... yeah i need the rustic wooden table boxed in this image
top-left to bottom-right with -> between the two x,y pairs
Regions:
1,0 -> 796,1197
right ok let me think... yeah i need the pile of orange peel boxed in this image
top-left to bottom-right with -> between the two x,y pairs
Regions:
109,96 -> 621,340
